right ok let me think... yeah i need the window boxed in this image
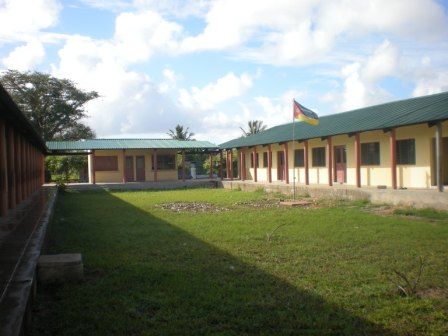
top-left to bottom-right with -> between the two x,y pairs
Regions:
396,139 -> 415,164
152,154 -> 176,170
263,152 -> 268,167
361,142 -> 380,165
294,149 -> 304,167
312,147 -> 326,167
251,152 -> 259,168
94,156 -> 118,171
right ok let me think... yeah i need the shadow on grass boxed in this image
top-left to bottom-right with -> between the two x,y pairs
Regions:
33,190 -> 397,336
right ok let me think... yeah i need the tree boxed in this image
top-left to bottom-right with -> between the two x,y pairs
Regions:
167,124 -> 195,140
0,70 -> 99,182
240,120 -> 267,137
0,70 -> 98,141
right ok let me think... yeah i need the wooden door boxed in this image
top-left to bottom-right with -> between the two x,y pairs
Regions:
136,156 -> 145,181
334,146 -> 346,183
125,156 -> 134,182
277,151 -> 285,181
431,137 -> 448,185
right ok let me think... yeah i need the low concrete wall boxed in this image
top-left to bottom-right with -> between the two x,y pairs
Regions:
220,180 -> 448,210
0,187 -> 58,336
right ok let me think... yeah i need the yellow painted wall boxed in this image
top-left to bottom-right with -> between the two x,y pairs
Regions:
91,149 -> 178,183
237,120 -> 447,189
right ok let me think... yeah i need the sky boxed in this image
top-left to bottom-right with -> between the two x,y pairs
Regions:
0,0 -> 448,144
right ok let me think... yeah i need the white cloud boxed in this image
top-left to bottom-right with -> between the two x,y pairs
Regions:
334,40 -> 399,111
133,0 -> 210,18
362,40 -> 399,82
340,63 -> 369,111
0,0 -> 62,71
2,40 -> 45,70
178,72 -> 253,111
158,68 -> 179,93
180,0 -> 448,65
50,15 -> 186,136
2,0 -> 446,145
52,36 -> 187,136
0,0 -> 61,42
412,57 -> 448,96
254,89 -> 306,127
413,72 -> 448,96
113,10 -> 182,64
79,0 -> 131,12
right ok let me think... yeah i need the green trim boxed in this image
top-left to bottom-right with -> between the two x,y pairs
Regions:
47,139 -> 218,152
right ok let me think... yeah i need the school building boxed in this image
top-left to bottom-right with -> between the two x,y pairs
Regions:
46,139 -> 218,183
220,91 -> 448,191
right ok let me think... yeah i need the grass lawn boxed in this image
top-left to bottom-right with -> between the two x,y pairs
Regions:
32,188 -> 448,336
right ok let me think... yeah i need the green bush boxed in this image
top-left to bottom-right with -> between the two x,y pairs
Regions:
53,176 -> 68,192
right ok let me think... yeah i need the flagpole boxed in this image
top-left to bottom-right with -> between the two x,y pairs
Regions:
292,99 -> 296,200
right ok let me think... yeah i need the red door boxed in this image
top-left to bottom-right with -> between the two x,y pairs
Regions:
125,156 -> 134,182
277,151 -> 285,180
136,156 -> 145,181
334,146 -> 346,183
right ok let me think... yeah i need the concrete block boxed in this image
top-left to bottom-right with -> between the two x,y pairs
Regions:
37,253 -> 83,283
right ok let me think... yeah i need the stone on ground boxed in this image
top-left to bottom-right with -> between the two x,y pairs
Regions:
37,253 -> 83,283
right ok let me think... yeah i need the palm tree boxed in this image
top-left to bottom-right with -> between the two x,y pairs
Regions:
240,120 -> 267,137
167,124 -> 195,140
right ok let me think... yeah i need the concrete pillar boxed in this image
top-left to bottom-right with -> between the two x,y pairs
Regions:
14,133 -> 22,203
219,151 -> 223,180
239,150 -> 243,181
228,150 -> 233,180
327,137 -> 333,186
40,152 -> 45,186
24,141 -> 28,197
225,151 -> 229,179
283,142 -> 289,184
31,146 -> 35,192
253,147 -> 257,182
355,133 -> 361,188
435,122 -> 444,192
182,150 -> 186,181
0,120 -> 8,217
27,142 -> 31,195
209,153 -> 213,179
6,126 -> 15,208
21,136 -> 26,200
153,149 -> 158,182
267,144 -> 272,183
92,150 -> 96,184
240,150 -> 245,181
304,140 -> 309,185
122,149 -> 126,183
389,129 -> 397,189
88,153 -> 93,183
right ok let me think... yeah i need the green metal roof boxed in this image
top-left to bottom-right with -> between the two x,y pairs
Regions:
47,139 -> 218,152
220,91 -> 448,149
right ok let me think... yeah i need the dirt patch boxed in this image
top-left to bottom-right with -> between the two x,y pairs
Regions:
362,205 -> 394,216
417,288 -> 448,299
234,198 -> 317,209
233,199 -> 282,208
156,202 -> 229,213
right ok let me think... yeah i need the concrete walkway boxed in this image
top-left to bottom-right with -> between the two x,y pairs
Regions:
220,179 -> 448,210
59,179 -> 218,191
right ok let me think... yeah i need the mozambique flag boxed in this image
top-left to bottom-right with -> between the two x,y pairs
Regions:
293,100 -> 319,125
